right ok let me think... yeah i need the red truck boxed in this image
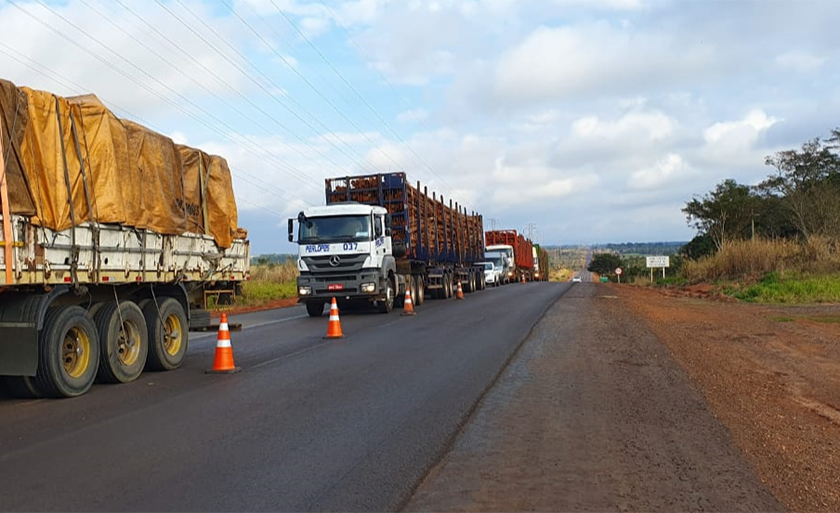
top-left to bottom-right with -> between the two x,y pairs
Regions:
484,230 -> 534,282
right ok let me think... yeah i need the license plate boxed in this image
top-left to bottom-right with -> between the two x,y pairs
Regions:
328,283 -> 344,291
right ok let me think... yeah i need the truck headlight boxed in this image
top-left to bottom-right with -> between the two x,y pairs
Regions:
361,282 -> 376,293
298,286 -> 312,296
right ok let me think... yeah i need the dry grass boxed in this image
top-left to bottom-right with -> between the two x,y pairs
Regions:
240,260 -> 299,304
249,260 -> 299,282
684,236 -> 840,283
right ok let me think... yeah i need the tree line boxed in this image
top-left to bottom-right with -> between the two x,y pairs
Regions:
681,128 -> 840,259
587,127 -> 839,280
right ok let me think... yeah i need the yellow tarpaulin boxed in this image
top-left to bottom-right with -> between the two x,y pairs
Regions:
0,79 -> 36,216
0,78 -> 244,248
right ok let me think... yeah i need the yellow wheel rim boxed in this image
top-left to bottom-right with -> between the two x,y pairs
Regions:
117,320 -> 142,367
163,313 -> 183,357
62,326 -> 91,379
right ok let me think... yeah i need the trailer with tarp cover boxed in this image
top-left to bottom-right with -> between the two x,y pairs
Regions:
0,79 -> 249,398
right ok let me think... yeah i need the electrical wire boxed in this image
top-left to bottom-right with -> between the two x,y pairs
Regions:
154,0 -> 381,173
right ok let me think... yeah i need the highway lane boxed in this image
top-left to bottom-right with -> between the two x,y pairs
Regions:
0,281 -> 569,512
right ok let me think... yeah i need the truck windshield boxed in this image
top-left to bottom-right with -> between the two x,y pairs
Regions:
299,215 -> 371,243
485,255 -> 503,268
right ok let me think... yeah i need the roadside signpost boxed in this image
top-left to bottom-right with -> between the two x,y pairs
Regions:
615,267 -> 622,283
646,256 -> 670,282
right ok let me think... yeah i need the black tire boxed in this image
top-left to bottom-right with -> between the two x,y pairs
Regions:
94,300 -> 148,384
377,277 -> 394,313
409,275 -> 418,306
188,308 -> 212,330
306,301 -> 325,317
34,306 -> 100,398
395,277 -> 406,308
415,276 -> 425,305
142,298 -> 188,372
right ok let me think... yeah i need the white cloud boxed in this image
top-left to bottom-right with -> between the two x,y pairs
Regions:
551,0 -> 645,9
511,109 -> 564,133
300,16 -> 331,38
571,109 -> 675,142
0,1 -> 252,116
170,131 -> 189,145
775,50 -> 826,73
629,153 -> 692,190
703,110 -> 778,144
493,23 -> 716,106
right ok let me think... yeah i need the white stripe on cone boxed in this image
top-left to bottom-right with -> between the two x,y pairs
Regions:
215,339 -> 232,348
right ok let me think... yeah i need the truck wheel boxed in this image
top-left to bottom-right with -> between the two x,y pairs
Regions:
408,275 -> 418,307
142,298 -> 188,371
397,275 -> 410,308
34,306 -> 100,398
415,276 -> 425,305
306,301 -> 325,317
378,278 -> 394,313
94,301 -> 148,384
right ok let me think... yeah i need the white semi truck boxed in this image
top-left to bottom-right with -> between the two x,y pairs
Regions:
289,172 -> 485,316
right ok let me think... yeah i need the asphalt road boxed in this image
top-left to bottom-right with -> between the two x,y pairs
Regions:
0,282 -> 568,512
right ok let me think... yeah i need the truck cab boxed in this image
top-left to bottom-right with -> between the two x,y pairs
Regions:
289,203 -> 398,316
485,245 -> 514,284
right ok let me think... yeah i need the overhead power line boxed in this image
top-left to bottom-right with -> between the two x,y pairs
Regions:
0,42 -> 289,219
215,0 -> 408,174
317,0 -> 472,212
158,0 -> 382,174
4,1 -> 312,207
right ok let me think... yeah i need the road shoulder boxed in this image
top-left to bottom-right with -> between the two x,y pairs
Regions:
404,283 -> 782,512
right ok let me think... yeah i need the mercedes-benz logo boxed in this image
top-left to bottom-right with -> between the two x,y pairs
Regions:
329,255 -> 341,267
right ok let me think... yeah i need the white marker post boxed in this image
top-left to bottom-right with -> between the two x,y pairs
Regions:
615,267 -> 622,284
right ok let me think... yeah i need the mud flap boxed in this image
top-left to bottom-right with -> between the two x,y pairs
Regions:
0,324 -> 38,375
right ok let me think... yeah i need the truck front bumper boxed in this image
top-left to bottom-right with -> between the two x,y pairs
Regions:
297,272 -> 384,302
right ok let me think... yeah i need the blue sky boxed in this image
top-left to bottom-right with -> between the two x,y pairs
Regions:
1,0 -> 838,255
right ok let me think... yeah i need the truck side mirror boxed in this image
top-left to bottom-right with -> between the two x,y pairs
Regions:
287,219 -> 294,242
385,228 -> 391,237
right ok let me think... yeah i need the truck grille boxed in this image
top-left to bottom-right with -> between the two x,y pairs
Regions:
302,254 -> 368,273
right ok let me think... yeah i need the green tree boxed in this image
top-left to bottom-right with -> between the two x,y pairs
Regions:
760,130 -> 840,238
682,179 -> 758,249
588,252 -> 623,276
681,233 -> 715,260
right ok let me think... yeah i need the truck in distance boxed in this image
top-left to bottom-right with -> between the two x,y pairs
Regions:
289,172 -> 486,316
485,229 -> 534,282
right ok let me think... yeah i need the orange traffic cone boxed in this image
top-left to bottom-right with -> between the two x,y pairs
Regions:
521,274 -> 526,284
456,281 -> 465,300
206,313 -> 241,374
401,289 -> 416,316
324,297 -> 344,339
